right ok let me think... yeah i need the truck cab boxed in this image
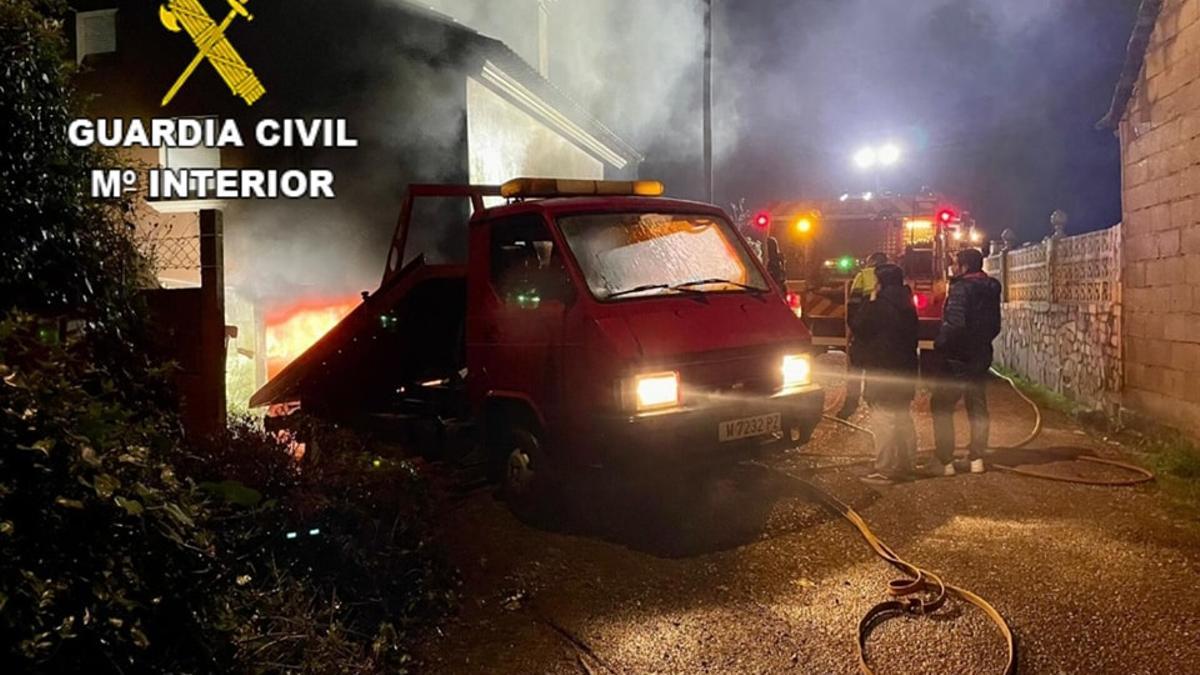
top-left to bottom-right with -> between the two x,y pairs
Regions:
252,178 -> 824,514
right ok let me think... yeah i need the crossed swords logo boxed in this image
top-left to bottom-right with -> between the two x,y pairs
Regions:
160,0 -> 265,106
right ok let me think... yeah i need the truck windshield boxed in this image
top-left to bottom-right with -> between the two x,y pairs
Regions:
557,212 -> 768,301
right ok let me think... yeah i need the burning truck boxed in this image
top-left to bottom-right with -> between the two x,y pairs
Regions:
251,178 -> 824,516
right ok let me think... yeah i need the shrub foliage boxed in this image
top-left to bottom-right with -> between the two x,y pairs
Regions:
0,2 -> 454,672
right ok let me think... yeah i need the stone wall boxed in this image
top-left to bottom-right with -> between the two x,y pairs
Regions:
992,302 -> 1122,407
1119,0 -> 1200,437
985,226 -> 1123,411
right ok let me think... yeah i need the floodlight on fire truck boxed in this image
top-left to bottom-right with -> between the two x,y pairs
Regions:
878,143 -> 901,166
854,147 -> 878,169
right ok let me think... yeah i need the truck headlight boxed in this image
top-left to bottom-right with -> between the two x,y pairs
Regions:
635,371 -> 680,411
781,354 -> 812,389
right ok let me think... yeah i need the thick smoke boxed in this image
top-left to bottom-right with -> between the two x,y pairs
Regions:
222,0 -> 474,305
714,0 -> 1134,238
226,0 -> 1136,306
418,0 -> 707,150
416,0 -> 1134,239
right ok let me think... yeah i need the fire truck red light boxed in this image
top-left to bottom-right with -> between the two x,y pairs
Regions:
913,293 -> 930,310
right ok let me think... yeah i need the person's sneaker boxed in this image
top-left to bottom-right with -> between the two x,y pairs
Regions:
970,459 -> 986,474
859,472 -> 896,486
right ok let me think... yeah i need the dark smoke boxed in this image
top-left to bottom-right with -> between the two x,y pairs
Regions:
711,0 -> 1139,240
420,1 -> 1138,241
218,0 -> 1138,304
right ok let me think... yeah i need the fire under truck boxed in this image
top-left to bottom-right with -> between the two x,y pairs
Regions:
755,190 -> 984,352
251,178 -> 824,517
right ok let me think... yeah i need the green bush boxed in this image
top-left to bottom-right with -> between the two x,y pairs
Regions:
182,421 -> 458,673
0,315 -> 234,672
1,2 -> 456,671
1,0 -> 153,334
0,3 -> 225,668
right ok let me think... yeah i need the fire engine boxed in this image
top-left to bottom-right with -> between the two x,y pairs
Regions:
753,189 -> 984,351
251,178 -> 824,517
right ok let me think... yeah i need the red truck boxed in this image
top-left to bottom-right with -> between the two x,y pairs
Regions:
251,178 -> 824,515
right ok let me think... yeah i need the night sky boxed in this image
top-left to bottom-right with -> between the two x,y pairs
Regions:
631,0 -> 1143,243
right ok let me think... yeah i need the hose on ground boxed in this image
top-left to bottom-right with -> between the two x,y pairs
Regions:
810,366 -> 1154,487
776,364 -> 1154,673
754,461 -> 1016,675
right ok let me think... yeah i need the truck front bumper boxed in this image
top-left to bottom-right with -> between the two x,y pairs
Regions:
586,384 -> 825,469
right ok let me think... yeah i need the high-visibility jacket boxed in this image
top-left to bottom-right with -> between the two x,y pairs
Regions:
849,267 -> 878,300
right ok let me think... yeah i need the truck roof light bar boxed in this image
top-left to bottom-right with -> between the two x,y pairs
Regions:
500,177 -> 665,199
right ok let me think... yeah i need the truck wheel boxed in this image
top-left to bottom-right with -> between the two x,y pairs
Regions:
500,426 -> 556,523
793,423 -> 816,445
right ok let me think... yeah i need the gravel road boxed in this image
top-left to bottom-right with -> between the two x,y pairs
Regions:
415,376 -> 1200,674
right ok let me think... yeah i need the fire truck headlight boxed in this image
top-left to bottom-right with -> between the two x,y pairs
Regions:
782,354 -> 812,389
634,372 -> 680,411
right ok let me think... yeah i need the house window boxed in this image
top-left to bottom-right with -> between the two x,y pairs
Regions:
160,117 -> 221,197
160,134 -> 222,172
75,9 -> 118,64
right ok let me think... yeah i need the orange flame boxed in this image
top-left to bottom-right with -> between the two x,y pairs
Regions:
265,297 -> 358,379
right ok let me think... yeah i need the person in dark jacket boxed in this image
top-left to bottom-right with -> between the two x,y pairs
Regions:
928,248 -> 1002,476
839,251 -> 889,419
766,236 -> 787,289
848,264 -> 919,484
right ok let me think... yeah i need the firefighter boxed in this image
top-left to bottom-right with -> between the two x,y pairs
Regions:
849,264 -> 919,484
838,252 -> 888,419
765,236 -> 787,289
927,248 -> 1002,476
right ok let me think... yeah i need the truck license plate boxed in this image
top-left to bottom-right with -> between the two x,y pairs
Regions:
718,413 -> 781,442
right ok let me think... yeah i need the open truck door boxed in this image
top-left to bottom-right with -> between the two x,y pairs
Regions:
250,184 -> 500,428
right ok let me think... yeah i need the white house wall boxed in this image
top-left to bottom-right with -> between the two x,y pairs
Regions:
466,76 -> 603,190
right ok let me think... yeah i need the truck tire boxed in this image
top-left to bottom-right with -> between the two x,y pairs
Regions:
498,425 -> 558,523
794,423 -> 816,446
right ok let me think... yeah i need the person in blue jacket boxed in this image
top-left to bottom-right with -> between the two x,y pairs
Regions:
928,248 -> 1002,476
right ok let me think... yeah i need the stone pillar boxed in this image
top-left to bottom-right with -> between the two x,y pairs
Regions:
1001,228 -> 1017,251
1045,234 -> 1057,304
1050,209 -> 1068,239
195,208 -> 226,435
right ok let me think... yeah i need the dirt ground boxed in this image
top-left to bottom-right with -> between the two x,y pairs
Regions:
413,371 -> 1200,674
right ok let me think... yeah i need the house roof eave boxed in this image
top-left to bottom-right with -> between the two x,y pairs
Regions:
1097,0 -> 1165,130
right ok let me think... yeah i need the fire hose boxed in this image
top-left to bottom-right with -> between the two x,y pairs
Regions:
768,365 -> 1154,674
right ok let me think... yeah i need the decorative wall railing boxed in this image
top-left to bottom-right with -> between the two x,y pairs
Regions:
984,225 -> 1121,306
